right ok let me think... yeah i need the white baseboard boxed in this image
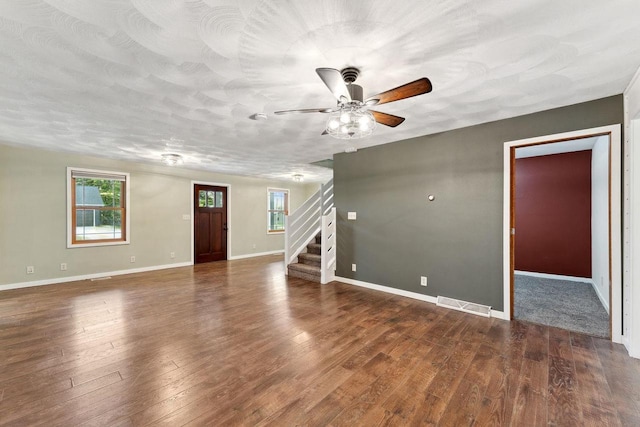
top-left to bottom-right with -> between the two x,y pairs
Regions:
620,335 -> 640,359
0,262 -> 193,292
2,252 -> 284,292
489,309 -> 510,320
623,335 -> 640,359
335,276 -> 508,320
514,270 -> 592,283
591,280 -> 610,314
228,250 -> 283,261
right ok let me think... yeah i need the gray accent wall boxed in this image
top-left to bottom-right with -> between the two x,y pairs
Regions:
334,95 -> 624,311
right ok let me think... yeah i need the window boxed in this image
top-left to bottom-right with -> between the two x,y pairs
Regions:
267,188 -> 289,233
198,190 -> 224,208
67,167 -> 130,247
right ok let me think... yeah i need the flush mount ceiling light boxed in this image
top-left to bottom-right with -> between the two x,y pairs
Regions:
275,67 -> 432,139
161,153 -> 183,166
293,174 -> 304,182
249,113 -> 268,121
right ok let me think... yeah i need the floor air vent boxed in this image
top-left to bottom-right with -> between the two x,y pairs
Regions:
436,296 -> 491,318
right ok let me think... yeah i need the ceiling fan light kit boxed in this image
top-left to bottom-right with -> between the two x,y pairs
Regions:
274,67 -> 432,140
326,107 -> 376,139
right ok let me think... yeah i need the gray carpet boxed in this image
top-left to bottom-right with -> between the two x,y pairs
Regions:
514,274 -> 609,338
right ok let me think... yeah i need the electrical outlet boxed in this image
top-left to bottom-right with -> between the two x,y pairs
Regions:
352,263 -> 357,272
130,256 -> 136,263
170,252 -> 175,259
26,266 -> 35,274
252,243 -> 256,249
420,276 -> 427,287
60,263 -> 67,271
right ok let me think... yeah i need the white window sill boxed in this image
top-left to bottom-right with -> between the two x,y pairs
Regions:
68,240 -> 130,249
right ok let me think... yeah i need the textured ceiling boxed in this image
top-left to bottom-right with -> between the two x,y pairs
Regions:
1,1 -> 639,182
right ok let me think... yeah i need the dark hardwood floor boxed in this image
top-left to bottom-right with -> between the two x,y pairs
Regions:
1,255 -> 640,426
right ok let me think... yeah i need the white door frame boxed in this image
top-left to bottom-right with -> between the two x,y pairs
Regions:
625,117 -> 640,356
503,124 -> 622,343
191,181 -> 232,263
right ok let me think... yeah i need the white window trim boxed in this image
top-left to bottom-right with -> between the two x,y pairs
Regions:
267,187 -> 289,234
67,166 -> 131,248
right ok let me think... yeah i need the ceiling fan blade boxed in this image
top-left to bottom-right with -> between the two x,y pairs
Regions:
274,107 -> 335,115
316,68 -> 352,102
321,130 -> 328,136
366,77 -> 432,106
370,110 -> 406,127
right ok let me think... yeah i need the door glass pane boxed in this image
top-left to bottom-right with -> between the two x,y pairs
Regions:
215,191 -> 223,208
199,190 -> 206,207
207,191 -> 215,207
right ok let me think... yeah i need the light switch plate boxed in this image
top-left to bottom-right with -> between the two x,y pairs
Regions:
348,212 -> 357,220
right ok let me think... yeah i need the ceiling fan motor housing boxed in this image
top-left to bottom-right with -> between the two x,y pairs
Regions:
341,67 -> 359,83
341,68 -> 363,103
347,84 -> 364,103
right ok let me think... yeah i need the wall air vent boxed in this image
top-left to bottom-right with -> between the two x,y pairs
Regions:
436,296 -> 491,318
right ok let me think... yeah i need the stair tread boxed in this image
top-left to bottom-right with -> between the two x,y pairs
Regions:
288,262 -> 321,276
306,242 -> 321,255
298,253 -> 321,261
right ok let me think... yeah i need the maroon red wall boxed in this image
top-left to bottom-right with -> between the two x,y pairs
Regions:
515,150 -> 592,277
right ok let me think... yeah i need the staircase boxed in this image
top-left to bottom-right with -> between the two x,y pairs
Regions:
284,179 -> 336,284
287,233 -> 322,282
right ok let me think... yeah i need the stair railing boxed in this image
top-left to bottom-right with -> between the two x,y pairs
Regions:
284,179 -> 334,277
320,207 -> 337,284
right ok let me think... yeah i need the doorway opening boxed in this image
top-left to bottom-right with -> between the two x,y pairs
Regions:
191,182 -> 230,264
503,125 -> 622,342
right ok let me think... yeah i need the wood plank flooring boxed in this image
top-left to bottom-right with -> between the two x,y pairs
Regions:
1,255 -> 640,426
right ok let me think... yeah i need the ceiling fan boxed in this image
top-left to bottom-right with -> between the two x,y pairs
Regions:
274,67 -> 432,139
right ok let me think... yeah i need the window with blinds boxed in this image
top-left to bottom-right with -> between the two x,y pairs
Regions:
267,188 -> 289,233
67,167 -> 130,247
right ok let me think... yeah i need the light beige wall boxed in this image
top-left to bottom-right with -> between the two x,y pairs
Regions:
0,143 -> 319,286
